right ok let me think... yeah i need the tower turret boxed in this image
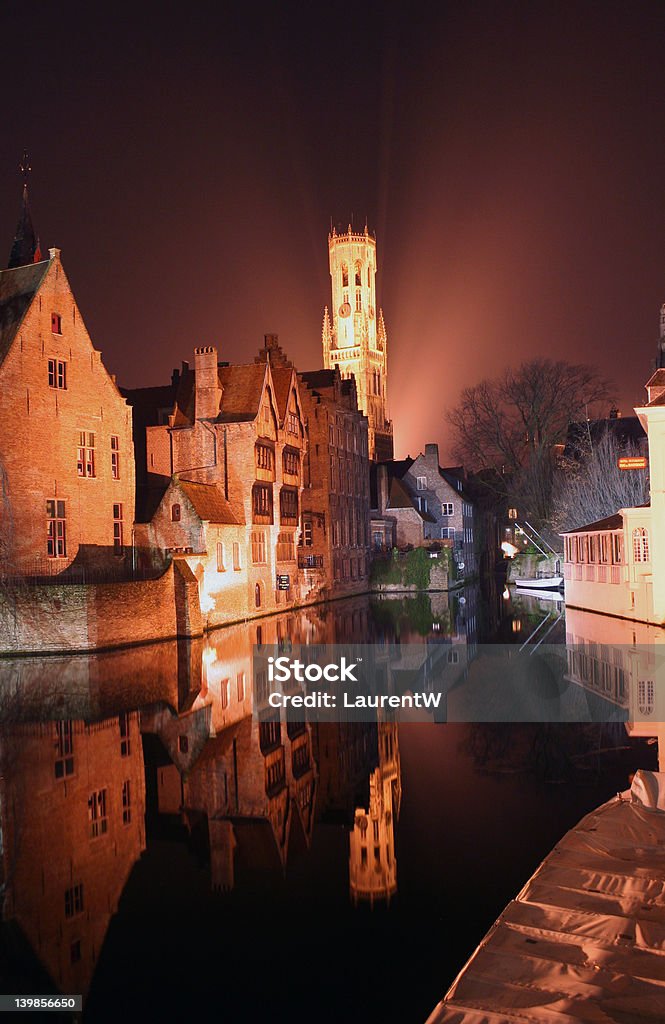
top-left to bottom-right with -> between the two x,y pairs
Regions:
8,153 -> 41,269
322,225 -> 393,460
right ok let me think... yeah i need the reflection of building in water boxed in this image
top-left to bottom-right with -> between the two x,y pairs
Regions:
349,721 -> 401,905
565,607 -> 665,767
0,714 -> 145,995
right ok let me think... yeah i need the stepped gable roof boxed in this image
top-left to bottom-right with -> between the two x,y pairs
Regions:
0,258 -> 50,368
178,479 -> 242,525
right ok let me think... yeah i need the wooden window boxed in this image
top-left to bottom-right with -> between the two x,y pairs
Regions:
46,499 -> 67,558
277,531 -> 295,562
48,358 -> 67,389
171,503 -> 181,522
255,443 -> 274,472
88,789 -> 108,838
252,483 -> 273,523
54,721 -> 74,778
51,312 -> 62,334
251,530 -> 267,564
113,504 -> 123,554
279,487 -> 298,524
282,448 -> 300,476
111,435 -> 120,479
441,502 -> 454,516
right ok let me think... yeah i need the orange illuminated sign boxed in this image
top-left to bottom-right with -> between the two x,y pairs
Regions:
618,456 -> 648,470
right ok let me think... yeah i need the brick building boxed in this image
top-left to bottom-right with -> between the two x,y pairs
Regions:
0,714 -> 145,995
299,365 -> 371,595
370,444 -> 477,575
127,339 -> 307,622
0,245 -> 135,577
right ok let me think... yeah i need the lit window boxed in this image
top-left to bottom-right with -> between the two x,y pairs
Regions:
46,499 -> 67,558
508,508 -> 518,520
633,527 -> 650,562
171,503 -> 181,522
51,312 -> 62,334
48,358 -> 67,389
88,789 -> 108,839
113,503 -> 123,554
441,503 -> 454,516
216,542 -> 226,571
111,435 -> 120,479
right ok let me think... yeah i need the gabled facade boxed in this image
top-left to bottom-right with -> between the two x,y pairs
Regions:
299,364 -> 371,596
370,444 -> 477,574
128,340 -> 307,621
0,249 -> 135,577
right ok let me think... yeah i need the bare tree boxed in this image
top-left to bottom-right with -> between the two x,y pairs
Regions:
447,359 -> 612,523
551,428 -> 649,532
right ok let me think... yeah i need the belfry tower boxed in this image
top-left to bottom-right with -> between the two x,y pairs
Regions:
322,226 -> 393,460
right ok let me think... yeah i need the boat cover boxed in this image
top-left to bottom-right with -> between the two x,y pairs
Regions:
426,770 -> 665,1023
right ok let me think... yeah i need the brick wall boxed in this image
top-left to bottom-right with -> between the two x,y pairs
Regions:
0,253 -> 135,576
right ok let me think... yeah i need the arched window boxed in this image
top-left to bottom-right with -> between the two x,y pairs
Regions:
341,264 -> 349,287
355,262 -> 362,286
632,527 -> 650,562
255,582 -> 262,608
171,503 -> 181,522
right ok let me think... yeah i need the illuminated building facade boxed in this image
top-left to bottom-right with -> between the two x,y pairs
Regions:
322,227 -> 393,461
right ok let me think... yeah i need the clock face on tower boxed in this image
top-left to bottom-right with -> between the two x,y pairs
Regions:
339,302 -> 351,318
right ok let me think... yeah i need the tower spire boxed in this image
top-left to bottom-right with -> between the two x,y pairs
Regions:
8,152 -> 41,269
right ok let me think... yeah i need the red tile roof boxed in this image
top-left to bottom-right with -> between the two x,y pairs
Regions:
179,479 -> 243,525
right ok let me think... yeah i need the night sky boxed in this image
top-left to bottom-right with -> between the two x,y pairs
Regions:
3,2 -> 665,459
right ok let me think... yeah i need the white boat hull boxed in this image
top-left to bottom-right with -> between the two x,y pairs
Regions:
514,576 -> 563,589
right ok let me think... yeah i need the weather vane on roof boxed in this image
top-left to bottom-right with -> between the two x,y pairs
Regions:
18,151 -> 31,187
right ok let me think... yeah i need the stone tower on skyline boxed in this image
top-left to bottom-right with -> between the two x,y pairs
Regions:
322,226 -> 393,460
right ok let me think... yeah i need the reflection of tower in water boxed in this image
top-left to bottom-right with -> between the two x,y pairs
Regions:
349,720 -> 401,905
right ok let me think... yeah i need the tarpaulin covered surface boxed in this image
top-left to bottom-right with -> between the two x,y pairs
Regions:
426,771 -> 665,1023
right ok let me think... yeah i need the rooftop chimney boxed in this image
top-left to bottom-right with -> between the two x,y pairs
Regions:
424,443 -> 440,464
194,346 -> 221,420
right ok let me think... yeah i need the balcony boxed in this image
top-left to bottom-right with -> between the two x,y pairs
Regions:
298,554 -> 323,569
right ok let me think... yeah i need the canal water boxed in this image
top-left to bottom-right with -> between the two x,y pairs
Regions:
0,583 -> 655,1023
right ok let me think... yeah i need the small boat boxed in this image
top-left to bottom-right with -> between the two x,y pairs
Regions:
512,586 -> 564,602
514,576 -> 563,589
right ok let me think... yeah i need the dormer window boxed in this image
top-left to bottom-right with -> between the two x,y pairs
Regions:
51,313 -> 62,334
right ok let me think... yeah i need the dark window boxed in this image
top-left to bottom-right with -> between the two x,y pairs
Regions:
122,780 -> 131,825
64,884 -> 84,918
178,735 -> 189,754
252,483 -> 273,523
70,940 -> 81,964
54,721 -> 74,778
279,487 -> 298,524
111,436 -> 120,479
255,582 -> 262,608
113,503 -> 123,553
171,503 -> 181,522
88,790 -> 108,838
48,358 -> 67,389
282,448 -> 300,476
119,712 -> 131,757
